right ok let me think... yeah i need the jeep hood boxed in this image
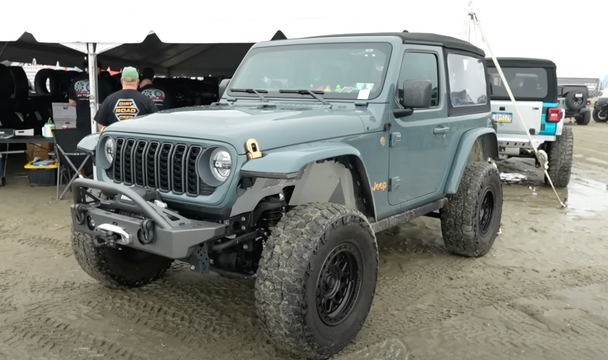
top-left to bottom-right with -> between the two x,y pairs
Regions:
103,107 -> 367,154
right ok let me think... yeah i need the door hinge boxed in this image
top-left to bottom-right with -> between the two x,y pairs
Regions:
389,132 -> 401,147
383,122 -> 392,131
389,176 -> 401,191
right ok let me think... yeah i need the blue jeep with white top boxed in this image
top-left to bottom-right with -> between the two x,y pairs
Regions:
486,57 -> 572,188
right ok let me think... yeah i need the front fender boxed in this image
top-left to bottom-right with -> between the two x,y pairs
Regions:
76,133 -> 100,153
444,128 -> 498,194
240,141 -> 362,178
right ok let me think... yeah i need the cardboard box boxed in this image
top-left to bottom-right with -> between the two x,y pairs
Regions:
27,142 -> 55,161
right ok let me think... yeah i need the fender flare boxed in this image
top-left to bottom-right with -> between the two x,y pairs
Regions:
240,141 -> 376,218
241,142 -> 362,178
444,128 -> 498,194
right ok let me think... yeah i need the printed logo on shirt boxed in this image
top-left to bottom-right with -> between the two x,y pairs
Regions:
74,80 -> 91,100
141,88 -> 166,106
113,99 -> 140,121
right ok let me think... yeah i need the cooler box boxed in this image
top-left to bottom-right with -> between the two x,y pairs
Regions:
24,160 -> 58,187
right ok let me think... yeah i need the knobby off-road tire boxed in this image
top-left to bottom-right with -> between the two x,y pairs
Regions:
71,229 -> 174,288
440,162 -> 503,257
593,107 -> 608,122
545,126 -> 573,188
255,203 -> 379,360
576,111 -> 591,125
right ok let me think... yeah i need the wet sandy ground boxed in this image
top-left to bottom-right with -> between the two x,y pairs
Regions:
1,119 -> 608,360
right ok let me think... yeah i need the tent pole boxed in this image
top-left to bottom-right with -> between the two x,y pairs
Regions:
87,43 -> 99,181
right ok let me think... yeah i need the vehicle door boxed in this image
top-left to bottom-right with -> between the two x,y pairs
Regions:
388,47 -> 451,207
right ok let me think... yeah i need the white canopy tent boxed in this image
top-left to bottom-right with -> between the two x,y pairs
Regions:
1,2 -> 411,134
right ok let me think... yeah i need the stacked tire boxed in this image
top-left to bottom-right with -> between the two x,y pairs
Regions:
33,69 -> 72,103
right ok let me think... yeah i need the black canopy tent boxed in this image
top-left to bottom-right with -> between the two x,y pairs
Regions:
1,30 -> 288,77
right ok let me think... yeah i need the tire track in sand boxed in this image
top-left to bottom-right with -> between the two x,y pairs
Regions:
0,316 -> 150,360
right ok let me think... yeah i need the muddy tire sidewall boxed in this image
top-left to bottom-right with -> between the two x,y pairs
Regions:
545,126 -> 574,188
255,203 -> 378,359
441,162 -> 503,257
71,229 -> 173,288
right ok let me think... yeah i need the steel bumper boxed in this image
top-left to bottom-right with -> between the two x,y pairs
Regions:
70,178 -> 227,259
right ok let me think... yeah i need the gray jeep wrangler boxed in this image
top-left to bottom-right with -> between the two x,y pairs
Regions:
70,31 -> 503,360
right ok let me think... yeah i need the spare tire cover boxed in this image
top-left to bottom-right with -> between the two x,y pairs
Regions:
0,64 -> 15,101
565,91 -> 587,111
8,66 -> 30,100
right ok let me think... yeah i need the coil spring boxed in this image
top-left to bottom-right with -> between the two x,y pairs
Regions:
262,208 -> 283,228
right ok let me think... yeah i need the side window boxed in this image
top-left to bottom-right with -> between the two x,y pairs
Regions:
398,52 -> 439,107
447,53 -> 488,107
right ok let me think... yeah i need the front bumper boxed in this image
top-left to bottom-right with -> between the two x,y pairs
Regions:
70,178 -> 227,259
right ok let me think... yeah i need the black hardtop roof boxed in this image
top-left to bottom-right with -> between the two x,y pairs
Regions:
485,57 -> 556,68
306,32 -> 485,57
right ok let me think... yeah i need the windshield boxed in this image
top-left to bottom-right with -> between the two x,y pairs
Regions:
487,67 -> 548,99
228,42 -> 392,101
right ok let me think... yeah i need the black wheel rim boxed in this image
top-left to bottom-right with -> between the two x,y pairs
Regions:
479,189 -> 496,236
599,111 -> 608,120
316,242 -> 362,326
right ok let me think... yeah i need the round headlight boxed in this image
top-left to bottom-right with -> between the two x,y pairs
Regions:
103,138 -> 115,163
210,148 -> 232,182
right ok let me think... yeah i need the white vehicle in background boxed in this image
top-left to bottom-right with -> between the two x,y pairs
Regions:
486,57 -> 572,188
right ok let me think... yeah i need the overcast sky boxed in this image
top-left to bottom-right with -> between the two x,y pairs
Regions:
399,0 -> 607,79
2,0 -> 606,79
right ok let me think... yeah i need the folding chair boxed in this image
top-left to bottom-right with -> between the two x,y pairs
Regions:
54,128 -> 93,200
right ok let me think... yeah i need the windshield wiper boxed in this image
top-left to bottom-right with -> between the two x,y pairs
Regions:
279,89 -> 330,105
230,88 -> 269,102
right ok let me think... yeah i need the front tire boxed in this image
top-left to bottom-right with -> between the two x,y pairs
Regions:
71,229 -> 174,288
255,203 -> 378,360
593,108 -> 608,122
545,126 -> 573,188
440,162 -> 503,257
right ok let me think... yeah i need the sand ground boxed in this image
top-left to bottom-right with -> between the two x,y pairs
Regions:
1,118 -> 608,360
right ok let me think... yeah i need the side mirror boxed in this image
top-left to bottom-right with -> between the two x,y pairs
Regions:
402,79 -> 432,108
218,78 -> 231,98
394,79 -> 432,118
557,86 -> 564,96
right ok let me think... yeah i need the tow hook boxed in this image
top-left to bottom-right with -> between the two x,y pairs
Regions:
93,224 -> 131,248
74,204 -> 88,225
138,219 -> 156,245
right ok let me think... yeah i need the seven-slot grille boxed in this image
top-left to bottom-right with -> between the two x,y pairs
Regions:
107,138 -> 214,196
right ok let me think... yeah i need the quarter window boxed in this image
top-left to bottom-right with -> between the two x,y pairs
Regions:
398,52 -> 439,107
447,54 -> 488,107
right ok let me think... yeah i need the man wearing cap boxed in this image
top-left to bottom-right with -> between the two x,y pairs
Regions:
68,58 -> 115,132
94,67 -> 158,132
139,67 -> 172,110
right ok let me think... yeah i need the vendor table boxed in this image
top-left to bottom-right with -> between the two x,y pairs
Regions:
0,136 -> 58,194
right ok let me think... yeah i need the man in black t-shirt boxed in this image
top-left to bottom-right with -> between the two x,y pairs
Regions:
68,59 -> 114,131
94,67 -> 158,132
138,67 -> 172,110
